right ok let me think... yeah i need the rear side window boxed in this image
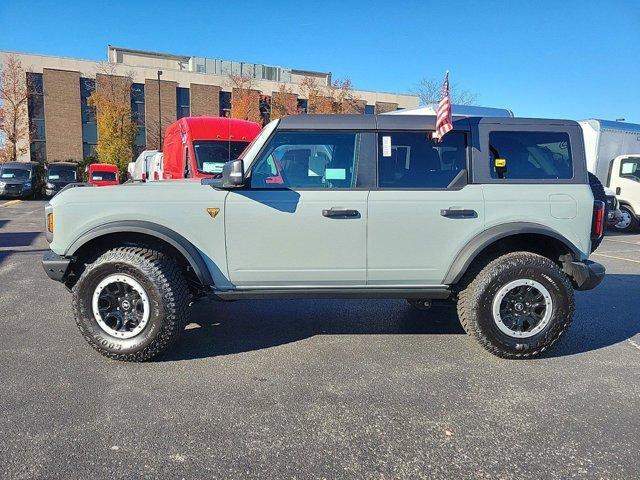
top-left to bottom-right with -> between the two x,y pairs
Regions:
489,131 -> 573,180
377,131 -> 466,188
250,131 -> 360,189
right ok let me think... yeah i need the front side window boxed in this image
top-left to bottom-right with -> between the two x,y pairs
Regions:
620,158 -> 640,181
193,140 -> 250,174
250,131 -> 360,189
377,131 -> 466,188
489,131 -> 573,180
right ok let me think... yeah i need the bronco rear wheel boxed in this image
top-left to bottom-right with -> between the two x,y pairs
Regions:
457,251 -> 574,358
72,247 -> 189,361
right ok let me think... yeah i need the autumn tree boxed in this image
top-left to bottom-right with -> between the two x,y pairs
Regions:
299,76 -> 333,114
415,77 -> 478,106
327,78 -> 364,114
228,74 -> 261,124
299,76 -> 363,114
270,83 -> 299,120
88,64 -> 138,177
0,54 -> 33,162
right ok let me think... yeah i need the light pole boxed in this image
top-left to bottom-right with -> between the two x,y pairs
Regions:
157,70 -> 163,149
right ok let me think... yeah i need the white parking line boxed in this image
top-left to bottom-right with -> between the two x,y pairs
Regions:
604,237 -> 640,246
0,200 -> 22,208
592,252 -> 640,264
628,339 -> 640,352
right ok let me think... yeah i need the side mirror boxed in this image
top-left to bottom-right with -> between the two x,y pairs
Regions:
222,159 -> 245,188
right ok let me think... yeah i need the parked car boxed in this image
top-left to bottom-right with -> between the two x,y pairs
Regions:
162,116 -> 261,179
44,162 -> 79,198
580,119 -> 640,232
43,114 -> 605,362
86,163 -> 119,187
0,161 -> 44,199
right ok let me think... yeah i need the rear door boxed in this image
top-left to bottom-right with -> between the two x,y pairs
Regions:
225,130 -> 373,287
367,129 -> 485,285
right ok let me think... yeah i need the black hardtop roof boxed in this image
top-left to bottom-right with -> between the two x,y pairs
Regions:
0,161 -> 39,169
277,114 -> 579,131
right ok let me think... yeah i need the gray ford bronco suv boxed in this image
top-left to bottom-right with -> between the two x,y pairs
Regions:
42,115 -> 606,361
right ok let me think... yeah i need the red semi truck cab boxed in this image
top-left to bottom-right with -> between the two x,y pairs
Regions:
162,117 -> 261,179
86,163 -> 119,187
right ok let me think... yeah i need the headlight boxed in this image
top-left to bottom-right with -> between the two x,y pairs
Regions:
24,181 -> 32,188
46,182 -> 55,189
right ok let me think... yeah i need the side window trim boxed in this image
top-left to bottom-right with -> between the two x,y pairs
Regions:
374,130 -> 469,191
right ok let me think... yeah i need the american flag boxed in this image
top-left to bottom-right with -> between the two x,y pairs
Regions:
433,71 -> 453,142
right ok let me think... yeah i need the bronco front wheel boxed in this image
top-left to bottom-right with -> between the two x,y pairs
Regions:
72,247 -> 189,361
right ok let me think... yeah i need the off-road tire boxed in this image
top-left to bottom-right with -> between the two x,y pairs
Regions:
457,252 -> 574,359
72,247 -> 189,361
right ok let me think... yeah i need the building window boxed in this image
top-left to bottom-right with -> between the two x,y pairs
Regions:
80,77 -> 97,160
176,87 -> 190,119
364,104 -> 375,115
297,98 -> 308,114
27,73 -> 46,163
259,95 -> 271,125
219,91 -> 231,117
131,83 -> 146,156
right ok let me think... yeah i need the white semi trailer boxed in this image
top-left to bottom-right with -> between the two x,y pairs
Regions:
580,119 -> 640,232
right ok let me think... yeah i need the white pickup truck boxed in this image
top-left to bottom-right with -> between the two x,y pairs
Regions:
580,119 -> 640,232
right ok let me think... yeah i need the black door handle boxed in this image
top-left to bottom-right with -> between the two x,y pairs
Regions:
440,208 -> 477,218
616,187 -> 621,195
322,208 -> 360,218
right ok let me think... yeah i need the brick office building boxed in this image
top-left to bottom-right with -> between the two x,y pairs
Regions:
0,46 -> 419,163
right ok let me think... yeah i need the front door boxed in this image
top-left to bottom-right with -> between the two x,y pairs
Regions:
225,130 -> 368,287
367,130 -> 485,286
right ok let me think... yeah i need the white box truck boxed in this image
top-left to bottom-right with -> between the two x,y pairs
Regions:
580,119 -> 640,232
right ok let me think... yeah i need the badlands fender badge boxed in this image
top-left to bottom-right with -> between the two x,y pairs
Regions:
206,208 -> 220,219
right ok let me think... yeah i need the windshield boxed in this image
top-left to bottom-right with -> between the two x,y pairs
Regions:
47,166 -> 77,182
193,140 -> 250,174
92,171 -> 117,181
0,168 -> 31,180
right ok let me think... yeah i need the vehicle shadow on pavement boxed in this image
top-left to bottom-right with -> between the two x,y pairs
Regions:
0,248 -> 50,267
0,231 -> 42,248
545,274 -> 640,358
159,300 -> 464,361
160,273 -> 640,362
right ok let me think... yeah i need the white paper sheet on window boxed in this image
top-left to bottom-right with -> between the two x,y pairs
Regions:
202,162 -> 225,173
621,163 -> 636,174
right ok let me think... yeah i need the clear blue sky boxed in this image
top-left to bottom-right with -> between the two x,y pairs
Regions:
1,0 -> 638,122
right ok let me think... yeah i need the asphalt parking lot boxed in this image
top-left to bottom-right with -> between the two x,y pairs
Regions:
1,199 -> 638,479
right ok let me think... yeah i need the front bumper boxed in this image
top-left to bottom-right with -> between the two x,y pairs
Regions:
0,187 -> 30,198
566,259 -> 606,291
42,250 -> 72,282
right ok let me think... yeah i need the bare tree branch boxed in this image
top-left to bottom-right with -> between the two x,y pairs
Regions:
415,77 -> 479,106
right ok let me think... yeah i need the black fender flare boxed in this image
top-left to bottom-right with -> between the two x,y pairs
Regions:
442,222 -> 584,285
66,220 -> 214,286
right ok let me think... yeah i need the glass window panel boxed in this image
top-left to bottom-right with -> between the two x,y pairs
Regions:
489,131 -> 573,180
250,131 -> 360,189
377,131 -> 467,188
